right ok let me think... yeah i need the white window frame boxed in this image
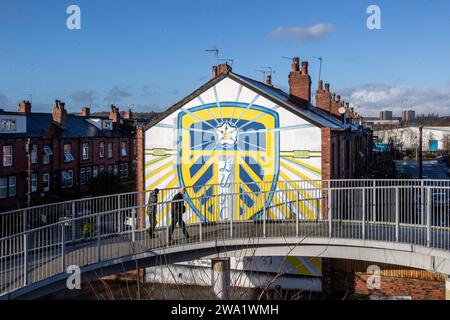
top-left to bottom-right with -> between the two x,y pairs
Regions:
62,170 -> 73,188
93,166 -> 98,178
0,177 -> 7,199
108,142 -> 113,159
86,167 -> 92,182
43,146 -> 53,165
8,176 -> 16,197
2,145 -> 13,167
43,173 -> 50,192
80,168 -> 86,185
114,165 -> 119,176
121,141 -> 127,157
31,144 -> 38,164
31,172 -> 37,193
64,144 -> 74,162
124,163 -> 129,178
1,119 -> 16,132
82,143 -> 89,160
99,142 -> 105,158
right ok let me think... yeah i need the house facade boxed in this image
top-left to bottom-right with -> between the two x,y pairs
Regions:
136,58 -> 372,284
0,101 -> 137,211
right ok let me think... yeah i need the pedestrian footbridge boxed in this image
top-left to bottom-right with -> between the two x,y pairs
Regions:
1,179 -> 450,299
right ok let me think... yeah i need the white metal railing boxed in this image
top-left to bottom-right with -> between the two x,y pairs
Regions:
1,179 -> 450,297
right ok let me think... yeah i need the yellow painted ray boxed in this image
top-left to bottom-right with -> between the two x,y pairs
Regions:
145,160 -> 174,180
280,161 -> 321,188
282,157 -> 321,175
148,168 -> 178,190
286,256 -> 314,276
145,155 -> 171,168
279,172 -> 318,220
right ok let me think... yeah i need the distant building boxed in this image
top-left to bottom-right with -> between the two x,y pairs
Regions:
402,110 -> 415,123
0,101 -> 137,211
380,110 -> 393,120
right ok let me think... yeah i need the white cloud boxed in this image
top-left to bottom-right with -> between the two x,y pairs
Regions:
339,83 -> 450,117
268,23 -> 335,43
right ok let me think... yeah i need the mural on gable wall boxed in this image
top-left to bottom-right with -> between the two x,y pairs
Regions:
144,77 -> 323,278
145,77 -> 323,225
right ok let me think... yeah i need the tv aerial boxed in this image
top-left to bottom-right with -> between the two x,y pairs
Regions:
260,66 -> 276,76
205,48 -> 219,65
218,58 -> 234,66
312,56 -> 323,82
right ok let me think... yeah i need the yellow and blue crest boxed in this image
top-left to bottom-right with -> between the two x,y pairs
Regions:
177,102 -> 280,222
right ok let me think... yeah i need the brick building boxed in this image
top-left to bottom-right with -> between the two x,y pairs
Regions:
0,100 -> 137,211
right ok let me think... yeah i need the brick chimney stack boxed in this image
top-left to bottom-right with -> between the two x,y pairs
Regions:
330,93 -> 341,118
212,63 -> 232,79
52,100 -> 67,129
81,106 -> 90,117
315,80 -> 331,114
123,108 -> 133,120
109,104 -> 121,124
266,74 -> 273,86
18,100 -> 32,113
288,57 -> 311,107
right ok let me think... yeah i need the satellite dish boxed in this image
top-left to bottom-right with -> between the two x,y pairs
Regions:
338,107 -> 346,115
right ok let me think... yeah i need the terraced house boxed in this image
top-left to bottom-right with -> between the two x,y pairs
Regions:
0,100 -> 137,211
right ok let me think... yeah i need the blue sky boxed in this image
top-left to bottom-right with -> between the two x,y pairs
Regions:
1,0 -> 450,116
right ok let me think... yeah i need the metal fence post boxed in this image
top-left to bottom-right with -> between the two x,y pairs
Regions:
230,194 -> 233,239
117,194 -> 122,233
96,214 -> 101,262
395,187 -> 400,242
296,191 -> 300,237
71,202 -> 76,242
328,189 -> 332,238
362,188 -> 366,240
421,180 -> 425,226
199,202 -> 203,242
427,187 -> 432,247
263,202 -> 267,238
131,208 -> 136,243
61,223 -> 66,273
23,232 -> 28,286
372,180 -> 376,222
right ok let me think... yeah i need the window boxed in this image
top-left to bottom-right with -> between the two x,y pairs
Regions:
43,146 -> 53,165
99,142 -> 105,158
43,173 -> 50,192
132,160 -> 137,172
119,164 -> 124,178
31,145 -> 38,164
64,144 -> 74,162
31,173 -> 37,193
121,141 -> 127,157
108,142 -> 113,159
107,165 -> 113,174
1,119 -> 16,132
102,120 -> 112,130
82,143 -> 89,160
86,167 -> 92,182
0,176 -> 16,198
93,166 -> 98,178
80,168 -> 86,185
61,170 -> 73,188
0,178 -> 7,199
2,145 -> 13,167
133,139 -> 137,156
99,165 -> 105,173
124,163 -> 128,178
8,176 -> 16,197
114,165 -> 119,176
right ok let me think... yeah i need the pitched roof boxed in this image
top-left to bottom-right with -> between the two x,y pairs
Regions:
145,71 -> 353,131
0,113 -> 134,139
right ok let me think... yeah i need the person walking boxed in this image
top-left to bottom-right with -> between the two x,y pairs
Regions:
147,188 -> 159,238
168,188 -> 190,242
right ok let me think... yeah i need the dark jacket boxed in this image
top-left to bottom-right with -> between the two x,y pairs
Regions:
171,192 -> 185,217
147,190 -> 158,216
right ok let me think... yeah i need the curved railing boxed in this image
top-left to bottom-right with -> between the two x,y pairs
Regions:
1,179 -> 450,297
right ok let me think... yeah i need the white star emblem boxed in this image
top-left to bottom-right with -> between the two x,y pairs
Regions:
215,121 -> 238,148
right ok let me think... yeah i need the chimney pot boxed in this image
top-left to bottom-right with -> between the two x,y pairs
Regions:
325,83 -> 330,93
81,106 -> 90,117
292,57 -> 300,72
301,61 -> 308,74
266,74 -> 273,86
318,80 -> 323,92
18,100 -> 32,113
